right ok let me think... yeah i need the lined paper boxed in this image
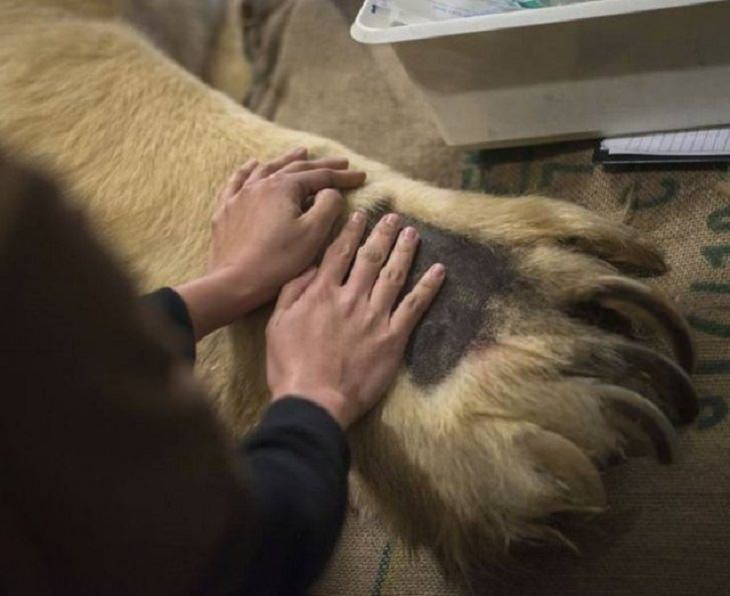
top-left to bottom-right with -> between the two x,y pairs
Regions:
601,127 -> 730,156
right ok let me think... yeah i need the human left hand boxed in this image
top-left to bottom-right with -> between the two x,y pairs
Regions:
175,147 -> 366,339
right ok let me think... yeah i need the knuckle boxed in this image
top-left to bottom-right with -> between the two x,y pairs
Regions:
362,309 -> 379,329
265,316 -> 280,335
339,292 -> 358,313
377,222 -> 395,237
319,187 -> 341,202
381,267 -> 405,285
421,277 -> 440,290
259,177 -> 279,192
312,283 -> 331,302
325,239 -> 350,262
220,199 -> 236,214
377,331 -> 399,353
358,245 -> 383,264
404,294 -> 422,312
335,241 -> 352,257
396,238 -> 415,253
386,325 -> 403,340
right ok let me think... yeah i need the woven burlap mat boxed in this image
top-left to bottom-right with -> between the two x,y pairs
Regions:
243,1 -> 730,593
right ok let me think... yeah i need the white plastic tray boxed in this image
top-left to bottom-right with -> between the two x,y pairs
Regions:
351,0 -> 730,148
351,0 -> 725,43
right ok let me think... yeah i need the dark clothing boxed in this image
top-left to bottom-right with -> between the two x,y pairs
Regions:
150,290 -> 351,595
193,395 -> 350,595
123,291 -> 350,596
233,399 -> 350,595
142,288 -> 198,363
138,288 -> 349,594
0,154 -> 349,596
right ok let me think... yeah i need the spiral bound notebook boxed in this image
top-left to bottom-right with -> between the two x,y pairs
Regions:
595,126 -> 730,164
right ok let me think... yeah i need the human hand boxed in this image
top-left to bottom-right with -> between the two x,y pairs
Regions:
175,148 -> 366,339
265,212 -> 446,429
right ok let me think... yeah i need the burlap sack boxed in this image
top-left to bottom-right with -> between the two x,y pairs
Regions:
244,2 -> 730,593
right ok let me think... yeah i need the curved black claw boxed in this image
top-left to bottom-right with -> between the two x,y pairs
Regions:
615,342 -> 699,424
575,276 -> 695,374
596,383 -> 678,464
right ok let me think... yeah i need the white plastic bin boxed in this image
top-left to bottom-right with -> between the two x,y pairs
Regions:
351,0 -> 730,148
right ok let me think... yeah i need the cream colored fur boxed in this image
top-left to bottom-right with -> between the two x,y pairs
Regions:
0,0 -> 696,582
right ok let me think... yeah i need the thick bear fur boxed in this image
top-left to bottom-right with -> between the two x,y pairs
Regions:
0,0 -> 698,583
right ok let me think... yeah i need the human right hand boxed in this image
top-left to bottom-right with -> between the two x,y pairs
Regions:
265,212 -> 446,429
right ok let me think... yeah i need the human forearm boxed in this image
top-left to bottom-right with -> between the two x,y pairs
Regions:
174,268 -> 262,340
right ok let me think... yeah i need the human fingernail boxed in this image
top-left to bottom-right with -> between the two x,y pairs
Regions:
404,226 -> 418,240
385,213 -> 400,225
351,210 -> 365,223
293,146 -> 307,155
430,263 -> 445,278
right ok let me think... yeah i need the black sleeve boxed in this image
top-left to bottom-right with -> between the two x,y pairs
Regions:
140,290 -> 350,594
140,287 -> 196,362
208,397 -> 351,596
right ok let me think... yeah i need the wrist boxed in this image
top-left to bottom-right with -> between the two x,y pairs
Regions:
174,268 -> 258,340
272,388 -> 352,429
